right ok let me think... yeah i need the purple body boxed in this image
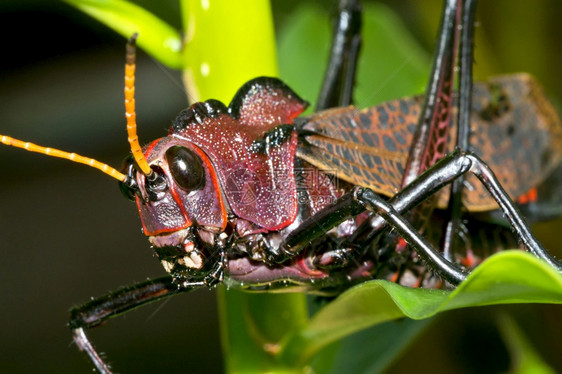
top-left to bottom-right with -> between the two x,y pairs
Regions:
127,77 -> 377,293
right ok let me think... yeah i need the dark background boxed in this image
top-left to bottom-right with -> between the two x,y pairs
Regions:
0,1 -> 561,373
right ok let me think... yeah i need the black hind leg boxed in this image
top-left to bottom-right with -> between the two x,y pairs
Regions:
280,150 -> 561,285
70,277 -> 204,374
316,0 -> 362,110
442,0 -> 478,261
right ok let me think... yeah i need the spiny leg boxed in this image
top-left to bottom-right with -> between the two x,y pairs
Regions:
374,152 -> 561,272
401,0 -> 460,187
351,0 -> 479,276
303,0 -> 557,279
307,0 -> 467,272
281,149 -> 561,285
70,276 -> 200,374
361,0 -> 554,276
332,0 -> 462,272
354,187 -> 466,285
396,0 -> 465,279
311,0 -> 461,270
72,240 -> 227,373
316,0 -> 362,111
428,0 -> 546,268
442,0 -> 478,261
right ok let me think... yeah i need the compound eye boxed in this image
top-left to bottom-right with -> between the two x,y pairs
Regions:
165,146 -> 205,191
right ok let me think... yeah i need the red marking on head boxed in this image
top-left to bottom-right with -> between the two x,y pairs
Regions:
144,138 -> 161,158
135,138 -> 227,236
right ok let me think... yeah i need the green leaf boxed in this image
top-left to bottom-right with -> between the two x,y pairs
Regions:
63,0 -> 184,68
317,318 -> 432,374
279,251 -> 562,365
218,289 -> 308,374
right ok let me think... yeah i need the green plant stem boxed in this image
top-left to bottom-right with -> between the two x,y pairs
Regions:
219,288 -> 309,373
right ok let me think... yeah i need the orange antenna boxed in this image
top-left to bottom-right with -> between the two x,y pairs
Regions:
0,135 -> 126,182
125,34 -> 153,177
